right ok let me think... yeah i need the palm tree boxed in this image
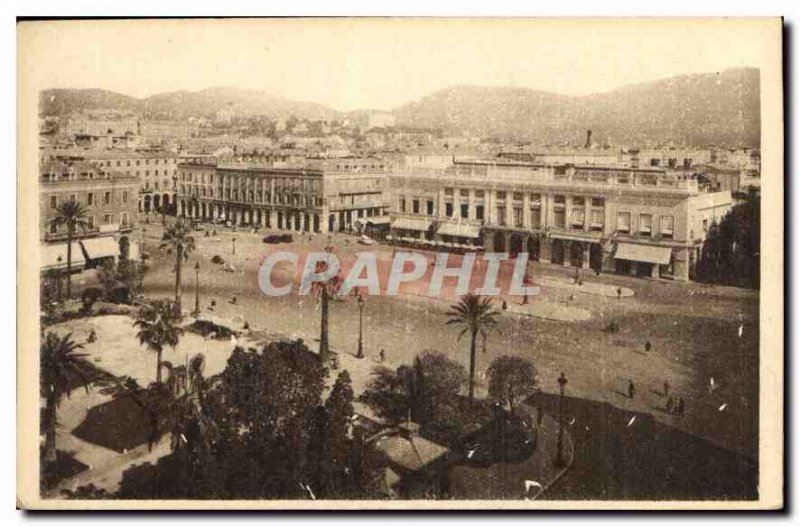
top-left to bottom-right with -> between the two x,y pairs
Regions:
446,293 -> 500,401
134,300 -> 184,385
40,331 -> 90,464
159,220 -> 196,311
50,201 -> 89,299
310,259 -> 343,364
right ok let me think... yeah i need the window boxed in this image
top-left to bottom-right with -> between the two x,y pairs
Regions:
572,196 -> 585,207
104,191 -> 111,205
445,202 -> 453,217
590,210 -> 604,231
513,207 -> 523,227
122,191 -> 128,204
617,212 -> 631,233
459,189 -> 469,198
461,203 -> 469,219
49,195 -> 57,209
120,212 -> 129,227
496,206 -> 506,226
553,195 -> 565,205
530,194 -> 541,228
553,209 -> 566,229
412,199 -> 420,214
69,194 -> 77,203
476,205 -> 484,221
591,197 -> 604,208
426,200 -> 434,216
571,208 -> 586,228
87,193 -> 93,206
496,191 -> 507,201
49,222 -> 58,234
103,213 -> 112,225
660,215 -> 675,239
399,197 -> 406,213
87,216 -> 94,229
639,214 -> 652,236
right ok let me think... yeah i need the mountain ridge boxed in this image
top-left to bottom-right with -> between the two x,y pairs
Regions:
39,68 -> 760,146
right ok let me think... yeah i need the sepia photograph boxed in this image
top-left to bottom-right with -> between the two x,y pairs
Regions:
16,17 -> 784,510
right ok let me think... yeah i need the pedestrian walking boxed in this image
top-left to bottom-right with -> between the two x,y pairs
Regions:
645,340 -> 652,353
87,328 -> 97,344
663,380 -> 670,398
677,397 -> 686,416
379,348 -> 386,363
617,287 -> 622,300
502,300 -> 508,311
628,380 -> 636,399
231,295 -> 237,305
666,396 -> 674,414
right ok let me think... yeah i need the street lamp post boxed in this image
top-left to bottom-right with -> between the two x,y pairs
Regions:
232,236 -> 236,256
141,227 -> 146,260
192,261 -> 200,317
555,372 -> 568,467
356,293 -> 365,359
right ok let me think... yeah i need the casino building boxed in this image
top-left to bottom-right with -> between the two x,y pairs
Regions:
387,160 -> 732,281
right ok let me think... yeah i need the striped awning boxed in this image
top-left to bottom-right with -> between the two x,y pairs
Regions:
367,216 -> 391,225
41,242 -> 86,271
436,222 -> 482,239
614,243 -> 672,265
80,236 -> 120,260
391,217 -> 432,232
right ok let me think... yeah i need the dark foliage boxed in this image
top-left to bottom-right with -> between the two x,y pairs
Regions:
695,187 -> 760,289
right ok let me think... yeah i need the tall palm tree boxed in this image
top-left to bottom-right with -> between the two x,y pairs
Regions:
310,259 -> 343,364
50,201 -> 89,299
446,293 -> 500,401
159,219 -> 195,311
134,300 -> 184,385
40,331 -> 90,464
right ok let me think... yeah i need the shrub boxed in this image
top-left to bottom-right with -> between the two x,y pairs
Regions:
211,255 -> 225,265
81,287 -> 103,312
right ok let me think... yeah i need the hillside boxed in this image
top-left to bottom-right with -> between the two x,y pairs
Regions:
40,87 -> 339,121
392,68 -> 760,147
39,68 -> 760,146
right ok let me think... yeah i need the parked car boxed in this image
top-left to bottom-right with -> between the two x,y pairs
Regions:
263,234 -> 294,244
358,235 -> 375,245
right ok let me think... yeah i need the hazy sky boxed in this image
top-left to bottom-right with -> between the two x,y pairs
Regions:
21,18 -> 775,111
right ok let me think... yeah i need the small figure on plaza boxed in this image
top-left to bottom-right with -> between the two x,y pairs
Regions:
628,380 -> 636,399
663,380 -> 670,398
87,328 -> 97,344
645,340 -> 652,353
666,396 -> 674,414
231,295 -> 238,305
617,287 -> 623,300
379,348 -> 386,363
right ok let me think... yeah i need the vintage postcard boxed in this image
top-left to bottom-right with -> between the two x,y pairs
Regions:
17,17 -> 783,510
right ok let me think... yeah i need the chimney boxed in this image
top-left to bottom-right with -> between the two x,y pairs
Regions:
584,130 -> 592,149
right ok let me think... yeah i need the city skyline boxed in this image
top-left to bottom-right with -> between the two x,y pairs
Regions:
23,18 -> 770,111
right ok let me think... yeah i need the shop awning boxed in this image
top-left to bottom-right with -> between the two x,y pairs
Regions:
614,243 -> 672,265
436,222 -> 482,239
367,216 -> 391,225
80,236 -> 120,260
391,217 -> 432,232
550,232 -> 603,243
41,242 -> 85,270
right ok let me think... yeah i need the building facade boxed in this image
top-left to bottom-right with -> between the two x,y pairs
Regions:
388,160 -> 733,281
40,161 -> 140,271
40,148 -> 182,215
175,158 -> 391,233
